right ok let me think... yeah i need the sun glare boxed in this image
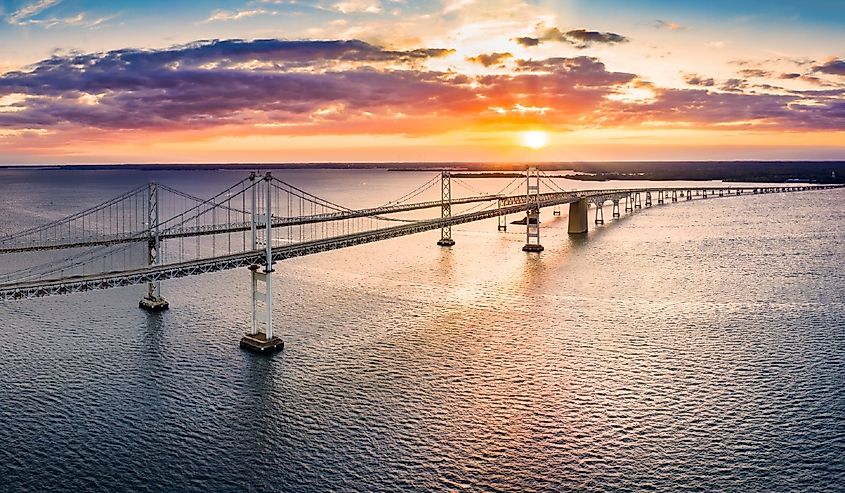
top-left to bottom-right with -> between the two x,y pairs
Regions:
520,130 -> 548,150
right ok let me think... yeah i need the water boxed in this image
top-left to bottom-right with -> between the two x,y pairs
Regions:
0,168 -> 843,492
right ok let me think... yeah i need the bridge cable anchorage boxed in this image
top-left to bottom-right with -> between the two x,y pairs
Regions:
522,167 -> 544,252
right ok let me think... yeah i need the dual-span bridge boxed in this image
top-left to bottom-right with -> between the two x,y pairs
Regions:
1,169 -> 840,351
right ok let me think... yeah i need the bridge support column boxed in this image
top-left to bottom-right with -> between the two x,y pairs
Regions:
672,190 -> 678,202
497,198 -> 507,231
624,194 -> 633,212
522,167 -> 543,252
553,205 -> 561,216
139,182 -> 169,312
634,192 -> 642,209
686,190 -> 692,200
612,199 -> 620,218
568,198 -> 588,234
657,191 -> 664,205
645,192 -> 653,207
241,172 -> 283,353
437,170 -> 455,246
594,202 -> 604,224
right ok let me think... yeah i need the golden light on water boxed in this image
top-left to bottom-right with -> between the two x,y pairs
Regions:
520,131 -> 548,150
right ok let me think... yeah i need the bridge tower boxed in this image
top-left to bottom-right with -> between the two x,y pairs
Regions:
497,198 -> 508,231
523,167 -> 544,251
241,172 -> 284,353
139,183 -> 169,311
437,170 -> 456,246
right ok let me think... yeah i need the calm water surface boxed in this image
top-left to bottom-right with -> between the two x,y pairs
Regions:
0,168 -> 843,492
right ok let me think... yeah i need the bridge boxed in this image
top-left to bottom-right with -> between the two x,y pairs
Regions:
1,169 -> 840,352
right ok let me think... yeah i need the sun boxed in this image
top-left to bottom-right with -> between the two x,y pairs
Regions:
520,130 -> 548,150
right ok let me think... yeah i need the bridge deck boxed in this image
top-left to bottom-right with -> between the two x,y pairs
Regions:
0,184 -> 841,300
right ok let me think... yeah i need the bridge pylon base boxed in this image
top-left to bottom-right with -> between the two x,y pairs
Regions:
240,332 -> 284,354
522,243 -> 544,252
139,296 -> 169,311
437,238 -> 456,246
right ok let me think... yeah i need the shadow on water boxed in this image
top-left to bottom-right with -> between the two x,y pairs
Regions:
141,311 -> 167,355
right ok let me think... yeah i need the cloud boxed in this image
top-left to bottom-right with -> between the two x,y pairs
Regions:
442,0 -> 476,14
515,26 -> 629,48
683,73 -> 715,87
721,78 -> 747,92
201,9 -> 271,23
780,73 -> 802,79
334,0 -> 382,13
813,58 -> 845,76
13,11 -> 114,29
7,0 -> 60,24
1,38 -> 843,144
655,19 -> 685,31
466,52 -> 512,67
738,69 -> 772,78
514,36 -> 540,47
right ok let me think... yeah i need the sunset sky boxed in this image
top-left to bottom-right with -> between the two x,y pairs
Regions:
1,0 -> 844,163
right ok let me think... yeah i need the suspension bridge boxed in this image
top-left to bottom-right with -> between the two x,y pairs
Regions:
0,169 -> 840,352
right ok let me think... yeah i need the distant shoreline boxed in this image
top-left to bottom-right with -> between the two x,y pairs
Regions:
0,161 -> 842,184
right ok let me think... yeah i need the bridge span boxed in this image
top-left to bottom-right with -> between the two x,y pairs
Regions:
1,169 -> 840,352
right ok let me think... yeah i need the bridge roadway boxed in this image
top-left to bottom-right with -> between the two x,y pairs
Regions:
1,184 -> 840,301
0,184 -> 830,254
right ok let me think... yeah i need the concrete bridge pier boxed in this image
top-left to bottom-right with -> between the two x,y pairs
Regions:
595,202 -> 604,224
672,190 -> 678,202
612,199 -> 620,218
719,190 -> 724,197
139,182 -> 169,312
645,192 -> 653,207
634,192 -> 642,209
625,194 -> 633,212
657,191 -> 664,204
567,198 -> 589,234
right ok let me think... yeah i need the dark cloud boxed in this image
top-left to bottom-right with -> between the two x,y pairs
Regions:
738,69 -> 772,78
515,27 -> 629,49
0,39 -> 468,132
683,73 -> 715,87
606,87 -> 845,131
466,52 -> 512,67
813,58 -> 845,76
721,78 -> 747,92
514,37 -> 540,47
780,73 -> 802,79
1,38 -> 842,140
